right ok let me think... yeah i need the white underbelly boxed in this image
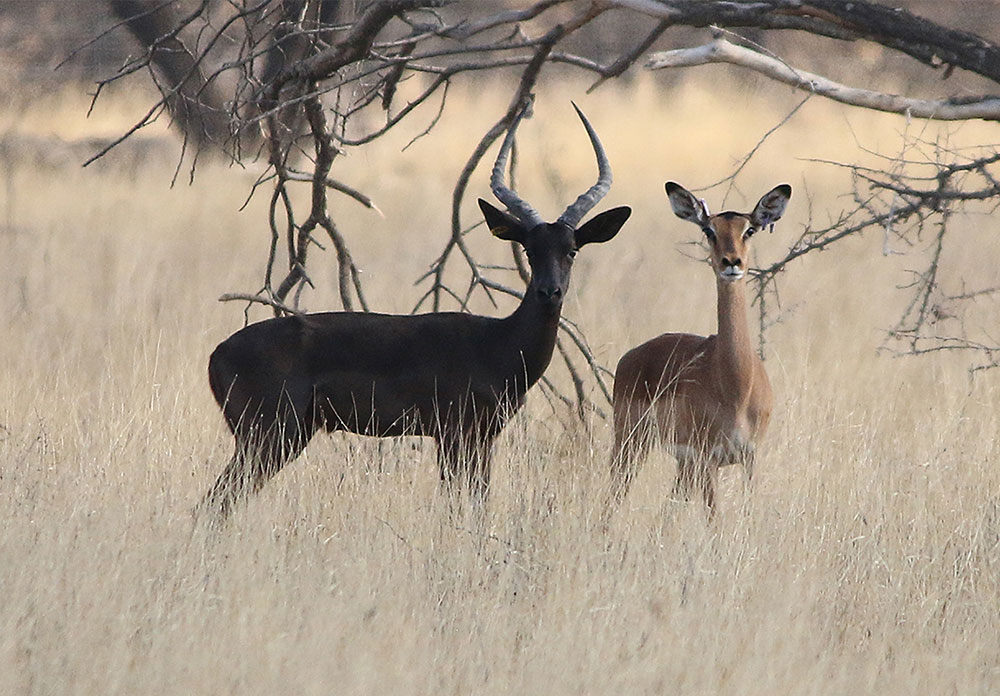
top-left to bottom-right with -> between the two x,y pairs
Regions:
669,429 -> 754,465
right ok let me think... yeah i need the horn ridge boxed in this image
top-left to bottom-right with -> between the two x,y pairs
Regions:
491,97 -> 544,228
557,102 -> 612,228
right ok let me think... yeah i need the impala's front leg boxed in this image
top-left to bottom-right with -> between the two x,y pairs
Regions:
438,428 -> 493,499
743,448 -> 756,489
467,434 -> 494,505
672,454 -> 716,512
436,430 -> 462,491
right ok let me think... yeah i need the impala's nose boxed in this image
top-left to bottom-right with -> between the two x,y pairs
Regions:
537,286 -> 563,303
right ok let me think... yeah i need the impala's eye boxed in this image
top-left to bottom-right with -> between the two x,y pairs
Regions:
568,249 -> 578,259
745,227 -> 757,238
702,226 -> 716,241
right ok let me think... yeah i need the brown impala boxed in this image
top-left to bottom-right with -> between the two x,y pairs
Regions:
201,103 -> 631,520
609,181 -> 790,512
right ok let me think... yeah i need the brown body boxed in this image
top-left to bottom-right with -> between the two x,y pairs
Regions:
610,183 -> 790,510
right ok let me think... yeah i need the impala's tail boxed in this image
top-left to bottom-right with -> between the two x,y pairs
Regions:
208,342 -> 241,433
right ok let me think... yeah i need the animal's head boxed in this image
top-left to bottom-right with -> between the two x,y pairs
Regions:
665,182 -> 791,283
479,102 -> 631,311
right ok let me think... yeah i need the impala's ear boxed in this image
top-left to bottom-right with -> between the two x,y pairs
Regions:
479,199 -> 527,244
575,206 -> 631,247
750,184 -> 791,229
665,181 -> 710,227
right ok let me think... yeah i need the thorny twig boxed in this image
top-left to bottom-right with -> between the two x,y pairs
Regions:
749,141 -> 1000,375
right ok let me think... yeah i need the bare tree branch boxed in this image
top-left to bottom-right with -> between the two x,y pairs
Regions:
648,37 -> 1000,121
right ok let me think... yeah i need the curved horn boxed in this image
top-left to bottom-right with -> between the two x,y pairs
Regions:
557,102 -> 612,228
491,99 -> 544,228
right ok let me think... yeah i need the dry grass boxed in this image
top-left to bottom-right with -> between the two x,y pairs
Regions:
1,75 -> 999,695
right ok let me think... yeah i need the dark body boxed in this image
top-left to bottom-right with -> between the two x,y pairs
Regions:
199,102 -> 630,521
206,299 -> 559,514
212,309 -> 554,437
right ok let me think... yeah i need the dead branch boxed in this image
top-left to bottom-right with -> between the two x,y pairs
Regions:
647,37 -> 1000,121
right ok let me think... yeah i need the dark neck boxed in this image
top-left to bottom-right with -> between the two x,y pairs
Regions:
500,281 -> 561,391
714,277 -> 756,398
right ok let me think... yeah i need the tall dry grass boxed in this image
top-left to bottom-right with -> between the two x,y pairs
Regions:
1,75 -> 998,695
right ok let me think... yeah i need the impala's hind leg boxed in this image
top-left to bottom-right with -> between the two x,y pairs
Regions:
200,430 -> 310,521
600,416 -> 653,531
608,429 -> 652,506
608,402 -> 655,507
699,463 -> 717,513
199,386 -> 315,522
434,428 -> 494,536
436,429 -> 461,490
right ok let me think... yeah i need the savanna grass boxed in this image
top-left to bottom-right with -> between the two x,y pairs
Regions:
1,76 -> 998,694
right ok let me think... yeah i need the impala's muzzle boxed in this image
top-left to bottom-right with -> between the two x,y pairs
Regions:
536,285 -> 564,305
719,257 -> 744,282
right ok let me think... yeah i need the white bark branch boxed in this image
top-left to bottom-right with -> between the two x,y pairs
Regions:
603,0 -> 682,19
646,38 -> 1000,122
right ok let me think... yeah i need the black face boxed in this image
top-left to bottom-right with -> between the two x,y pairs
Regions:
478,199 -> 631,313
521,223 -> 578,309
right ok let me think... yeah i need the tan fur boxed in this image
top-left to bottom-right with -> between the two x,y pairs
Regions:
609,183 -> 789,512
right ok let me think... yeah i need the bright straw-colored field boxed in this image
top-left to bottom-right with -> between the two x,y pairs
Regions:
2,73 -> 998,694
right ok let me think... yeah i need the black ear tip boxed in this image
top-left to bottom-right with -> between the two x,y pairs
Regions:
665,181 -> 680,193
777,184 -> 792,197
597,206 -> 632,224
